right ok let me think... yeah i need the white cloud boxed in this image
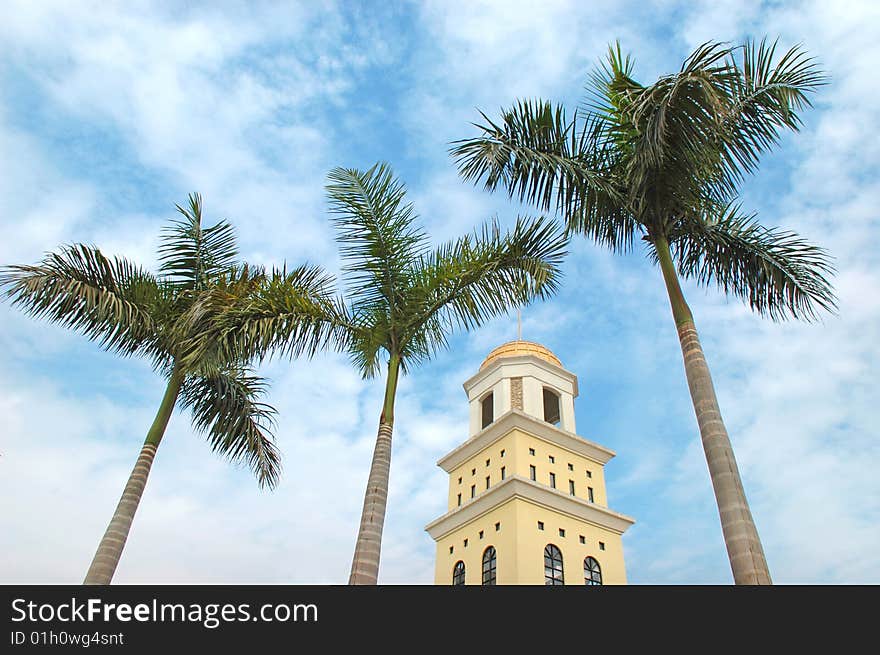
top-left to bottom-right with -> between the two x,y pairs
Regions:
0,112 -> 96,265
0,1 -> 371,266
1,0 -> 877,586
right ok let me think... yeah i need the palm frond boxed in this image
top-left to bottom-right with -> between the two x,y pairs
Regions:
398,312 -> 448,375
180,367 -> 281,489
0,244 -> 161,357
450,100 -> 626,245
158,193 -> 239,291
175,263 -> 343,372
583,40 -> 638,119
344,306 -> 393,379
583,39 -> 645,162
326,164 -> 429,317
613,42 -> 742,213
631,41 -> 735,164
399,215 -> 568,367
668,203 -> 837,321
720,38 -> 827,180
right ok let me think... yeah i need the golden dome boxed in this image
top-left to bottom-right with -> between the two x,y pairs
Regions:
479,340 -> 563,370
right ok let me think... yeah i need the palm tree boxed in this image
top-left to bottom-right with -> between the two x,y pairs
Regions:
0,194 -> 337,584
328,163 -> 568,584
451,39 -> 836,584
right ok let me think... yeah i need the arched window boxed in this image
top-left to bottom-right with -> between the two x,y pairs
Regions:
543,388 -> 560,426
584,557 -> 602,586
544,544 -> 564,585
482,546 -> 497,585
452,560 -> 466,586
481,392 -> 494,429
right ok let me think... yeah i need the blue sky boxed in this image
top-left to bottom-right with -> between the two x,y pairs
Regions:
1,0 -> 877,584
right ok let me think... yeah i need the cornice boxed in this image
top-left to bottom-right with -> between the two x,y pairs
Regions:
425,475 -> 635,540
436,409 -> 615,472
463,354 -> 579,397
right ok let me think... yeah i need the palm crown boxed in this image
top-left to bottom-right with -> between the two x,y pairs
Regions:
329,163 -> 568,379
453,39 -> 836,320
2,195 -> 333,484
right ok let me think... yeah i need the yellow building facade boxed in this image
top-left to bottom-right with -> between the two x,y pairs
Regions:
425,341 -> 635,585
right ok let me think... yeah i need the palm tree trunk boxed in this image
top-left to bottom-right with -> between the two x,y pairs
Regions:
83,369 -> 184,584
348,354 -> 400,585
655,237 -> 771,584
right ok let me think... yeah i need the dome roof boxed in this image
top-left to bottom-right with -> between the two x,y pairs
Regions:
479,340 -> 563,370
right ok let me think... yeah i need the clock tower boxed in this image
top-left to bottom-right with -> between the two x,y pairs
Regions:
425,341 -> 635,585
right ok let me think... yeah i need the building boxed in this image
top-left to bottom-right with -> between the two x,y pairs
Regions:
425,340 -> 635,585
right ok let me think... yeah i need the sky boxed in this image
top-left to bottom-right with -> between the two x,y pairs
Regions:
0,0 -> 877,585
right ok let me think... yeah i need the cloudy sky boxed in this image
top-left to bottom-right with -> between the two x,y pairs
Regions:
1,0 -> 877,585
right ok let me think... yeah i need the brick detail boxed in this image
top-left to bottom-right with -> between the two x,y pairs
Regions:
510,377 -> 523,410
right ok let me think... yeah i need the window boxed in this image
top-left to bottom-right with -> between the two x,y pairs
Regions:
549,472 -> 556,488
479,530 -> 484,539
500,449 -> 505,458
558,528 -> 566,537
537,521 -> 544,531
549,455 -> 555,464
485,476 -> 490,489
529,448 -> 535,456
482,546 -> 497,585
569,480 -> 575,496
486,459 -> 490,467
544,544 -> 564,585
584,557 -> 602,586
588,487 -> 594,503
481,392 -> 494,429
453,561 -> 465,585
543,388 -> 561,425
470,485 -> 476,499
463,538 -> 468,548
449,546 -> 454,554
599,542 -> 605,551
579,535 -> 586,544
529,465 -> 536,481
568,463 -> 574,471
500,466 -> 506,480
586,470 -> 592,479
471,468 -> 476,475
495,522 -> 501,531
457,493 -> 461,506
458,477 -> 462,484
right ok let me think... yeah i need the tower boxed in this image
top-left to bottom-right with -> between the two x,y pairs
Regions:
425,340 -> 635,585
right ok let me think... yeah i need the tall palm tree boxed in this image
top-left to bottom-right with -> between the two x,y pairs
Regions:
0,194 -> 337,584
328,163 -> 568,584
451,39 -> 837,584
